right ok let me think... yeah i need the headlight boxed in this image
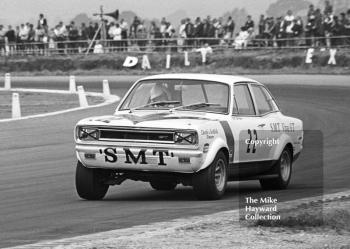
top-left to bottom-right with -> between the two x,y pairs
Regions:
174,131 -> 198,145
76,126 -> 99,141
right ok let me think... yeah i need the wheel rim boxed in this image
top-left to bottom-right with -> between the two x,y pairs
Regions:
280,151 -> 291,182
214,159 -> 226,191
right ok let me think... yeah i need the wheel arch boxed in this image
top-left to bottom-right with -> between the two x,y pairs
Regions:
199,137 -> 229,171
272,134 -> 294,160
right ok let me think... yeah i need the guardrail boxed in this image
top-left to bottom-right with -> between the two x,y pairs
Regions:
1,35 -> 350,56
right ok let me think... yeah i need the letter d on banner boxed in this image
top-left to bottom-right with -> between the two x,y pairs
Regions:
123,56 -> 138,67
184,51 -> 190,66
141,55 -> 151,70
305,48 -> 314,64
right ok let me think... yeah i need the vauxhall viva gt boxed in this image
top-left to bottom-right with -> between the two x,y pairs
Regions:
74,74 -> 303,200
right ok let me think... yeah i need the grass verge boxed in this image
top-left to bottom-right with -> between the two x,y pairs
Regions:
1,49 -> 349,76
0,91 -> 104,119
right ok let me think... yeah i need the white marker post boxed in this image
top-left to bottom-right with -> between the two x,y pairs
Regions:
12,93 -> 21,119
166,54 -> 171,69
184,51 -> 190,66
102,79 -> 111,97
77,85 -> 88,107
4,73 -> 11,89
69,75 -> 76,92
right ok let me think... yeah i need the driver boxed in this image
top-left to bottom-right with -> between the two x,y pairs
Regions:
150,84 -> 170,102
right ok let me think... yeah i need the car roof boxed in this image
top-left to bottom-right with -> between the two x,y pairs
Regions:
139,74 -> 261,85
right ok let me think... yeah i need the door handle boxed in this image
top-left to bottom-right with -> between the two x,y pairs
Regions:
258,123 -> 266,128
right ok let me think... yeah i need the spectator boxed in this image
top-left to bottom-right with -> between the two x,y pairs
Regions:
244,15 -> 254,33
179,19 -> 187,49
339,12 -> 346,45
0,25 -> 5,54
130,16 -> 140,39
284,10 -> 295,46
68,21 -> 79,52
108,22 -> 122,51
5,25 -> 16,54
55,22 -> 67,53
345,10 -> 350,45
87,22 -> 95,40
306,4 -> 316,46
275,17 -> 285,47
160,17 -> 167,37
292,16 -> 303,45
332,16 -> 343,46
258,15 -> 265,35
194,17 -> 203,45
324,0 -> 333,15
224,16 -> 235,42
185,18 -> 195,47
324,11 -> 335,47
37,13 -> 48,34
234,26 -> 250,49
215,17 -> 225,41
314,9 -> 324,46
120,19 -> 128,50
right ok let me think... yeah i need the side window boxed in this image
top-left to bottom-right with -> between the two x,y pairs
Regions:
234,84 -> 255,115
250,85 -> 274,114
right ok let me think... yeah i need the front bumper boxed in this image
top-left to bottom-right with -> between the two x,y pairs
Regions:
76,144 -> 204,173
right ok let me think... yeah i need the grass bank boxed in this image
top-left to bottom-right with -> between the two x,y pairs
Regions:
0,91 -> 104,119
1,49 -> 349,76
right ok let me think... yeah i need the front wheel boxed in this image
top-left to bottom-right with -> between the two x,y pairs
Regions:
260,147 -> 292,190
192,151 -> 228,200
75,161 -> 110,200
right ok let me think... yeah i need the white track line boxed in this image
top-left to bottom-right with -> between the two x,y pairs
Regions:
0,88 -> 120,123
5,190 -> 350,249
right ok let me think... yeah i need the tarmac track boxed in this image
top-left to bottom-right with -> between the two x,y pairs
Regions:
0,75 -> 349,248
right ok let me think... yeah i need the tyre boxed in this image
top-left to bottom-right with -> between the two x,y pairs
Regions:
192,151 -> 228,200
75,161 -> 110,200
149,180 -> 177,191
260,147 -> 292,190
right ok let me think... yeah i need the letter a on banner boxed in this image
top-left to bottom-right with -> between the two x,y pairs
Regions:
184,51 -> 190,66
141,55 -> 151,70
123,56 -> 138,67
166,54 -> 171,69
328,49 -> 337,65
305,48 -> 314,64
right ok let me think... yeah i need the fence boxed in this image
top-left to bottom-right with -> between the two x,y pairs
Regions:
1,35 -> 350,56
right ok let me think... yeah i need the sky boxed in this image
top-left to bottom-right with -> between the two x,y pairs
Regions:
0,0 -> 319,25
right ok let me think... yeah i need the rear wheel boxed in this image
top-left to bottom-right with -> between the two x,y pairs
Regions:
192,151 -> 228,200
149,180 -> 177,191
260,147 -> 292,190
75,161 -> 110,200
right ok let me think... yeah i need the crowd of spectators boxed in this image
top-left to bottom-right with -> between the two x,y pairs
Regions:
0,0 -> 350,55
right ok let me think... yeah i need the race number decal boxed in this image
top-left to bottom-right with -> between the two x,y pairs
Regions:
246,129 -> 258,154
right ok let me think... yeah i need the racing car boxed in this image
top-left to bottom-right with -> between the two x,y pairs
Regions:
74,74 -> 303,200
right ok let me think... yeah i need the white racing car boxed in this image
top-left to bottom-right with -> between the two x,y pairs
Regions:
74,74 -> 303,200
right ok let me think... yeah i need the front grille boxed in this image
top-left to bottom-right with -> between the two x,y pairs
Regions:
99,129 -> 174,143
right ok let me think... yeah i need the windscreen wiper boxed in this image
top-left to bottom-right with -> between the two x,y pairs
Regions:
129,101 -> 180,113
170,102 -> 220,112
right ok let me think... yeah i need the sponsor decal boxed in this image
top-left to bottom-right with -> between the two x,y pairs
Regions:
98,148 -> 174,166
270,122 -> 295,132
200,128 -> 218,139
